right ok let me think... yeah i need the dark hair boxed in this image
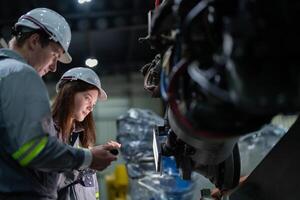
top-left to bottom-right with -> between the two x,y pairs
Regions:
12,26 -> 51,48
52,80 -> 99,148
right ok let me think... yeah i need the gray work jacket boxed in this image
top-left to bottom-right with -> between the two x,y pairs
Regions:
56,124 -> 99,200
0,49 -> 92,200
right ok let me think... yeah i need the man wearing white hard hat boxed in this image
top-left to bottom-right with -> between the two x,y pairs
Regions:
0,8 -> 120,199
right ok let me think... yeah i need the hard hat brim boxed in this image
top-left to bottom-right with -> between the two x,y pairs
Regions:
59,52 -> 72,64
99,88 -> 108,101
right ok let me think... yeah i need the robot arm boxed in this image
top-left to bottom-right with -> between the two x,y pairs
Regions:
141,0 -> 300,193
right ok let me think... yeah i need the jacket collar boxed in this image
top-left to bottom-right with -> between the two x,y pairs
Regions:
53,120 -> 84,134
0,48 -> 28,64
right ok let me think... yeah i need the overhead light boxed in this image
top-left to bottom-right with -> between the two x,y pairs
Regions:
78,0 -> 91,4
85,58 -> 98,68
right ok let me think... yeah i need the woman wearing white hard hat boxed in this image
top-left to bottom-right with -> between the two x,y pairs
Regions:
53,67 -> 119,200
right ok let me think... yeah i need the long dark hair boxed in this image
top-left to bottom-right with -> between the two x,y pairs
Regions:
52,80 -> 98,148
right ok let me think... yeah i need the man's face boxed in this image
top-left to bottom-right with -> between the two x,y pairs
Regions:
28,34 -> 64,77
34,42 -> 64,77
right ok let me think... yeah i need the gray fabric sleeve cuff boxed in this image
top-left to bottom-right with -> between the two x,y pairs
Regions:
79,149 -> 93,170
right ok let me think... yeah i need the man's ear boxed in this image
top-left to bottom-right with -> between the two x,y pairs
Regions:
27,33 -> 40,51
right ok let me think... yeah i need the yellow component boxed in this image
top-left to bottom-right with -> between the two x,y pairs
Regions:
96,191 -> 100,199
105,164 -> 129,200
12,136 -> 48,166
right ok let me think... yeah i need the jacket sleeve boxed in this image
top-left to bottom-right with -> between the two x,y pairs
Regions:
0,67 -> 92,172
28,136 -> 92,172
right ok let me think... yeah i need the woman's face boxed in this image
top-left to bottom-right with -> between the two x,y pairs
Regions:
73,89 -> 99,122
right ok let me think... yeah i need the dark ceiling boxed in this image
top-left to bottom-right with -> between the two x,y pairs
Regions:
0,0 -> 157,82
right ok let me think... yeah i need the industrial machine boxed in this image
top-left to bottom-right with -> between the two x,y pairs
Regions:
140,0 -> 300,199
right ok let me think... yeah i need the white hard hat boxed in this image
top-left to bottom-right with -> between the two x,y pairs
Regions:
56,67 -> 107,101
15,8 -> 72,64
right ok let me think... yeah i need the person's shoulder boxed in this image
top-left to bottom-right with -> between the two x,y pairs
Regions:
0,58 -> 38,79
0,59 -> 45,93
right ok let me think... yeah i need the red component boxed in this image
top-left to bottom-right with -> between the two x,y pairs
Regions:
155,0 -> 160,8
167,59 -> 231,139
